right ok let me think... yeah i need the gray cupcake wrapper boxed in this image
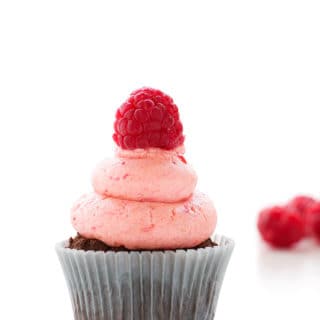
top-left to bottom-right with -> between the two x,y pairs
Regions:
56,234 -> 234,320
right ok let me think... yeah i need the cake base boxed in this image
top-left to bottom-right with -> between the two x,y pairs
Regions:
68,233 -> 217,252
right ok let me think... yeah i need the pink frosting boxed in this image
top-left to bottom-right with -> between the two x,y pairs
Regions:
71,191 -> 217,250
71,146 -> 218,249
92,147 -> 197,203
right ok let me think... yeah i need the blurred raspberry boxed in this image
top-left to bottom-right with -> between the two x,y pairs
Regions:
287,195 -> 317,236
287,195 -> 316,218
305,202 -> 320,241
257,206 -> 304,248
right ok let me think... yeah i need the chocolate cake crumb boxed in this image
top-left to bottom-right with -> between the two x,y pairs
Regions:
68,233 -> 217,252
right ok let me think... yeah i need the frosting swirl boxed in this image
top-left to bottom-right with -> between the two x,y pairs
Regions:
71,146 -> 217,249
92,147 -> 197,203
71,192 -> 216,250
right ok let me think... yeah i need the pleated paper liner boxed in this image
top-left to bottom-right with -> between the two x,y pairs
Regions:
56,234 -> 234,320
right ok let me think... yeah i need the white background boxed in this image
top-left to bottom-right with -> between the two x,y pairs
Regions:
1,0 -> 320,319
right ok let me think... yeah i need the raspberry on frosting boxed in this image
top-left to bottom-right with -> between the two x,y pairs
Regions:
113,87 -> 185,150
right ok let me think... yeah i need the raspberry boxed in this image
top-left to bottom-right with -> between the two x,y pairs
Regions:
305,203 -> 320,241
287,195 -> 317,236
113,88 -> 185,150
287,195 -> 316,218
257,206 -> 304,248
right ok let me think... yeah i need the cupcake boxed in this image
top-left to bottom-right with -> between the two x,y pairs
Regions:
56,88 -> 234,320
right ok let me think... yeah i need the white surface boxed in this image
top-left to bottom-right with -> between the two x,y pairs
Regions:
0,1 -> 320,319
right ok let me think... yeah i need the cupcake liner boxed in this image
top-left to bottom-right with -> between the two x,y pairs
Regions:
56,234 -> 234,320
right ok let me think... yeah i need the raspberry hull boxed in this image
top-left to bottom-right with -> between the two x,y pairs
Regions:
113,88 -> 184,150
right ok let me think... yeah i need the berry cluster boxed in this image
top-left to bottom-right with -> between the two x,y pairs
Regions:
257,195 -> 320,248
113,88 -> 184,150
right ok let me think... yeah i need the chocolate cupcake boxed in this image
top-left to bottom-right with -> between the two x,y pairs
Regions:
56,88 -> 234,320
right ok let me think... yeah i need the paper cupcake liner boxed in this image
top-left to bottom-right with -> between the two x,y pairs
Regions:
56,234 -> 234,320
